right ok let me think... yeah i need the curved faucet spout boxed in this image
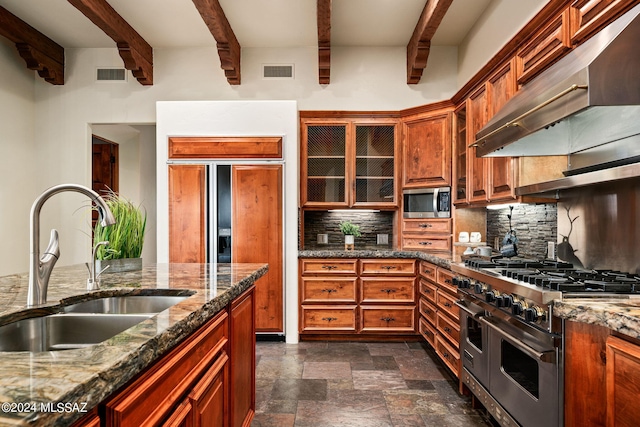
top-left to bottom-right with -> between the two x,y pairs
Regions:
28,184 -> 116,307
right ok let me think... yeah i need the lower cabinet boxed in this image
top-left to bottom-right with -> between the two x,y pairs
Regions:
418,261 -> 460,377
299,258 -> 417,338
565,320 -> 640,427
73,286 -> 256,427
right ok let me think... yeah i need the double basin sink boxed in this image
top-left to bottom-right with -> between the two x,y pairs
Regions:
0,295 -> 191,352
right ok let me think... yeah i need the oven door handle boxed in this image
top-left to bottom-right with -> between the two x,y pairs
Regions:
479,317 -> 556,363
455,300 -> 483,319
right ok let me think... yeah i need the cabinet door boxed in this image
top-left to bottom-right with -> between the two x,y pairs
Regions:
402,113 -> 451,188
606,335 -> 640,427
570,0 -> 637,45
467,85 -> 488,203
453,103 -> 468,204
229,286 -> 256,427
354,124 -> 397,205
232,165 -> 283,333
301,122 -> 348,206
162,400 -> 193,427
189,354 -> 229,427
487,61 -> 517,202
168,165 -> 206,263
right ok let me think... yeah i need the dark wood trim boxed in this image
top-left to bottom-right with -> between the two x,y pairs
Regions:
192,0 -> 241,85
0,6 -> 64,85
406,0 -> 453,84
299,110 -> 401,119
67,0 -> 153,85
400,99 -> 455,118
168,136 -> 283,159
317,0 -> 331,84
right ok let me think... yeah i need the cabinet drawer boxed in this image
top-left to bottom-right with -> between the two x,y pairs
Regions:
402,235 -> 451,252
436,268 -> 457,295
435,334 -> 460,377
419,261 -> 437,281
419,317 -> 437,348
419,298 -> 437,326
360,278 -> 416,303
419,279 -> 437,306
300,259 -> 358,275
360,259 -> 416,275
300,306 -> 357,331
402,218 -> 452,234
436,291 -> 460,322
360,306 -> 416,332
300,277 -> 357,303
437,311 -> 460,346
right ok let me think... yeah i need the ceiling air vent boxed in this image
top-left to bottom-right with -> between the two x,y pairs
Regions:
96,67 -> 127,82
262,64 -> 294,80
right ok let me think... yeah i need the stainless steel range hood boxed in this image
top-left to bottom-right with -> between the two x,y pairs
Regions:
475,2 -> 640,175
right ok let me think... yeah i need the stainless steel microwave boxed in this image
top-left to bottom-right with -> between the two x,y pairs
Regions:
403,187 -> 451,218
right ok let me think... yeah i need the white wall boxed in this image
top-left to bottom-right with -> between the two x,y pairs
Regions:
457,0 -> 548,87
156,100 -> 299,342
0,38 -> 36,276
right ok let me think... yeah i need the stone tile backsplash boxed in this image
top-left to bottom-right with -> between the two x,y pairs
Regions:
487,204 -> 557,259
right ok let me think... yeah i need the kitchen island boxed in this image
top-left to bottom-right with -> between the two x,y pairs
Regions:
0,262 -> 267,427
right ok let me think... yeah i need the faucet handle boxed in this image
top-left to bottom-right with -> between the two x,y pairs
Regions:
42,229 -> 60,262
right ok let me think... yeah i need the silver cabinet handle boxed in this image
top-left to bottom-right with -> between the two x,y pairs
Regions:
322,288 -> 337,293
321,265 -> 338,270
381,289 -> 397,294
322,317 -> 338,322
418,223 -> 433,228
380,317 -> 395,323
419,242 -> 432,245
381,265 -> 397,270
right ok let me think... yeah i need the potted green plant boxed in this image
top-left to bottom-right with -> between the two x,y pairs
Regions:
93,191 -> 147,273
339,220 -> 361,250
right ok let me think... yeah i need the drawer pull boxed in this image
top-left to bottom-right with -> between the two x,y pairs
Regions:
423,268 -> 433,274
322,317 -> 338,322
380,317 -> 396,323
381,265 -> 397,271
381,289 -> 397,294
423,309 -> 431,315
418,223 -> 433,228
321,265 -> 338,270
444,279 -> 452,284
442,352 -> 450,359
322,288 -> 337,293
443,302 -> 452,308
419,242 -> 432,246
443,327 -> 451,333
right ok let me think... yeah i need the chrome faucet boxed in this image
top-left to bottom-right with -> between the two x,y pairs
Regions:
86,240 -> 110,291
28,184 -> 116,307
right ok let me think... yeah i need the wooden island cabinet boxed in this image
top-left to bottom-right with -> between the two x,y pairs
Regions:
74,286 -> 256,427
565,319 -> 640,427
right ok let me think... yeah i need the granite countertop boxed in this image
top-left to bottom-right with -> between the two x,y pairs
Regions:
554,296 -> 640,339
298,247 -> 455,270
0,262 -> 267,427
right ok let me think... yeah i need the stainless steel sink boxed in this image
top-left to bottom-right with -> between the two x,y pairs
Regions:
0,313 -> 152,352
62,295 -> 189,314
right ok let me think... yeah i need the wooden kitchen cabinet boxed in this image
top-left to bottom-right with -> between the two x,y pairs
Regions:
96,286 -> 256,427
452,103 -> 467,205
401,110 -> 452,188
467,85 -> 489,204
299,258 -> 418,339
516,8 -> 571,85
168,165 -> 206,263
570,0 -> 638,45
606,335 -> 640,427
401,218 -> 452,253
417,261 -> 461,378
300,115 -> 399,208
564,319 -> 640,427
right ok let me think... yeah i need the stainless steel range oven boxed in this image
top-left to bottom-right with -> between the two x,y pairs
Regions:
453,257 -> 640,427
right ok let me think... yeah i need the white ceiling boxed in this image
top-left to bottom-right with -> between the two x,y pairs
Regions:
0,0 -> 492,49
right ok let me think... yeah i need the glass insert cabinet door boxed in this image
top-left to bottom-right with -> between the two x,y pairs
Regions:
301,119 -> 398,208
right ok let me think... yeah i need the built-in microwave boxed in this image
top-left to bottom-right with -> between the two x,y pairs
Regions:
403,187 -> 451,218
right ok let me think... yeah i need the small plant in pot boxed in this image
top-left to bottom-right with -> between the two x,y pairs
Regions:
93,191 -> 146,273
339,220 -> 361,250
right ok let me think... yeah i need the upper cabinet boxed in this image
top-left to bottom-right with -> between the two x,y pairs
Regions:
300,115 -> 399,208
570,0 -> 639,45
453,104 -> 467,205
401,110 -> 452,189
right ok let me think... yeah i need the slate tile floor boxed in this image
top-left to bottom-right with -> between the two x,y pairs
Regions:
251,341 -> 493,427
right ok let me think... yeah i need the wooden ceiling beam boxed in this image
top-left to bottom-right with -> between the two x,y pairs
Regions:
68,0 -> 153,85
317,0 -> 331,85
0,6 -> 64,85
406,0 -> 453,84
192,0 -> 241,85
